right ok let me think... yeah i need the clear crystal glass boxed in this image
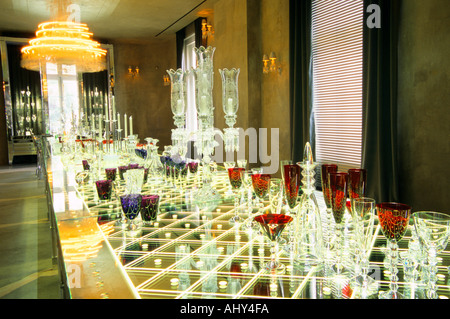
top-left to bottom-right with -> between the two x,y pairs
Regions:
413,211 -> 450,299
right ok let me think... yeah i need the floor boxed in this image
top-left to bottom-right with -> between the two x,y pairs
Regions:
0,162 -> 61,299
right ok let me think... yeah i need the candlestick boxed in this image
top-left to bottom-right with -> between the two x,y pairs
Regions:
99,114 -> 103,137
91,113 -> 95,130
124,113 -> 128,138
105,105 -> 109,121
129,116 -> 133,136
112,96 -> 116,120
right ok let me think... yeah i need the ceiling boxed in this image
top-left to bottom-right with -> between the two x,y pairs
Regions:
0,0 -> 214,40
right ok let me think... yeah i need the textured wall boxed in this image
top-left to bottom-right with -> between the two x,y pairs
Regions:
397,0 -> 450,213
112,38 -> 176,148
212,0 -> 290,174
260,0 -> 290,174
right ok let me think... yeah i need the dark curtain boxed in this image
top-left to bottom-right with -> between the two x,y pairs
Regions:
361,0 -> 401,203
7,43 -> 43,137
289,0 -> 313,164
81,70 -> 109,123
176,28 -> 185,69
176,17 -> 207,69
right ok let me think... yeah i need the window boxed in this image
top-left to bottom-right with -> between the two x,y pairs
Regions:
182,33 -> 197,135
46,62 -> 80,134
311,0 -> 364,172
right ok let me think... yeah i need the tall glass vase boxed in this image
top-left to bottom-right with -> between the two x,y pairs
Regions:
219,68 -> 240,153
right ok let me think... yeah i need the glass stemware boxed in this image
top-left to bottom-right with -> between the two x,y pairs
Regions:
269,178 -> 283,214
120,193 -> 142,231
251,171 -> 271,216
105,168 -> 117,182
224,161 -> 236,197
141,195 -> 160,226
350,197 -> 379,298
377,202 -> 411,299
321,164 -> 338,255
282,164 -> 301,251
413,211 -> 450,299
95,179 -> 113,201
347,168 -> 367,213
329,172 -> 349,275
254,214 -> 293,273
123,168 -> 145,194
228,167 -> 245,224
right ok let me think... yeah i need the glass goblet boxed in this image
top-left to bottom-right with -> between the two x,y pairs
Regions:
279,159 -> 293,210
237,159 -> 247,169
347,168 -> 367,214
283,164 -> 301,251
329,172 -> 349,275
254,213 -> 293,273
350,197 -> 379,298
228,167 -> 245,224
105,168 -> 117,182
141,195 -> 160,226
377,202 -> 411,299
224,161 -> 236,196
269,178 -> 283,214
413,211 -> 450,299
251,172 -> 271,216
95,179 -> 113,202
120,193 -> 142,231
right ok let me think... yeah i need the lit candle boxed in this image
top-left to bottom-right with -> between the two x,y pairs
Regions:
201,95 -> 206,113
117,113 -> 121,130
227,98 -> 233,113
124,113 -> 127,137
129,116 -> 133,136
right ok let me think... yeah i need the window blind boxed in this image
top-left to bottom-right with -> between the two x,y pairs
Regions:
311,0 -> 363,172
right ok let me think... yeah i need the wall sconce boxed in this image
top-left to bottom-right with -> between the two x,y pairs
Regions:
263,52 -> 281,74
163,74 -> 170,86
128,66 -> 139,77
201,19 -> 214,41
262,54 -> 270,74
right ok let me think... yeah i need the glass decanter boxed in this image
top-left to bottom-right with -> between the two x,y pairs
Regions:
295,142 -> 324,269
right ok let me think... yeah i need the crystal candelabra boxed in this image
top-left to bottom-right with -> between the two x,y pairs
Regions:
166,46 -> 241,211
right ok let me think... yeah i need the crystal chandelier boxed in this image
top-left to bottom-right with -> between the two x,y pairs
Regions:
21,3 -> 107,73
